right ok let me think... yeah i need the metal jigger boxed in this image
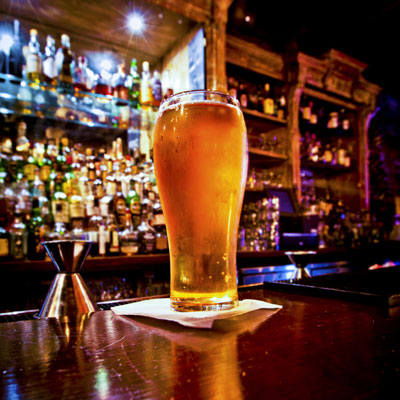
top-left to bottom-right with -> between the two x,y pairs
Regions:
37,240 -> 99,320
285,250 -> 316,281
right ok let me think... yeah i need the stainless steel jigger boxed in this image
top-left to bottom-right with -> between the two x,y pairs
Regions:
37,240 -> 99,320
285,250 -> 316,281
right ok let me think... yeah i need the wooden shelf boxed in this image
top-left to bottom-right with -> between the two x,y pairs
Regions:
243,108 -> 287,124
248,147 -> 287,160
301,160 -> 353,174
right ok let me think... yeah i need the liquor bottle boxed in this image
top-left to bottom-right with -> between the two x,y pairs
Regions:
128,58 -> 141,108
140,61 -> 153,107
151,70 -> 162,107
87,199 -> 103,256
263,83 -> 274,115
26,198 -> 46,260
112,64 -> 131,129
9,205 -> 27,260
9,20 -> 24,78
42,35 -> 57,85
73,55 -> 93,93
247,84 -> 258,110
25,29 -> 41,84
56,34 -> 74,92
162,69 -> 173,100
126,183 -> 141,227
227,76 -> 238,99
120,208 -> 139,256
69,186 -> 85,228
23,142 -> 37,182
137,210 -> 155,254
337,139 -> 346,166
276,93 -> 286,120
112,63 -> 129,101
114,180 -> 127,228
52,174 -> 69,224
38,142 -> 53,183
0,217 -> 10,261
237,82 -> 248,108
105,214 -> 120,256
152,196 -> 168,253
94,67 -> 112,97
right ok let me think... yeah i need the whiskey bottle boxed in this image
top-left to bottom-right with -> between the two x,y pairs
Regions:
9,19 -> 23,78
128,58 -> 141,108
140,61 -> 153,107
26,29 -> 41,84
151,70 -> 162,107
42,35 -> 57,85
120,208 -> 139,256
9,205 -> 26,260
263,83 -> 274,115
56,34 -> 74,92
26,198 -> 46,260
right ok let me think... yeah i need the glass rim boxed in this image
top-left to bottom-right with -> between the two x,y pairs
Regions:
159,89 -> 241,111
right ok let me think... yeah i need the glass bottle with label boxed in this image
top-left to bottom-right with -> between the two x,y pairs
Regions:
52,174 -> 69,225
56,34 -> 74,92
26,198 -> 46,260
42,35 -> 57,86
151,70 -> 162,107
263,83 -> 274,115
26,29 -> 41,84
120,208 -> 139,256
0,218 -> 10,261
9,205 -> 26,260
9,19 -> 23,78
140,61 -> 153,107
128,58 -> 141,108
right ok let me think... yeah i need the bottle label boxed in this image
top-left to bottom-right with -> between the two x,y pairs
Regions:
155,235 -> 167,251
0,238 -> 9,257
99,225 -> 106,256
26,53 -> 41,73
152,213 -> 165,226
70,202 -> 85,218
40,165 -> 51,181
43,57 -> 56,79
115,198 -> 126,215
264,99 -> 274,115
53,201 -> 69,223
23,164 -> 36,181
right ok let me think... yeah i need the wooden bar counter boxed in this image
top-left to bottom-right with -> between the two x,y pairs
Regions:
1,286 -> 399,399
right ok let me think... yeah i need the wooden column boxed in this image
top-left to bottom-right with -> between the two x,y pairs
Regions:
204,0 -> 233,91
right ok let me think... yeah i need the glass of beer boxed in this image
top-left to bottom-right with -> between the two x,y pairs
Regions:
153,90 -> 248,311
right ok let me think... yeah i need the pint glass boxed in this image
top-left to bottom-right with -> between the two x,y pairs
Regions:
153,90 -> 248,311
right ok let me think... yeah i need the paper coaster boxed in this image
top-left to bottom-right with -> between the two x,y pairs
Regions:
111,298 -> 282,329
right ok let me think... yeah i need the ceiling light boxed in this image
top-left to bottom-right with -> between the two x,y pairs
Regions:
128,14 -> 144,33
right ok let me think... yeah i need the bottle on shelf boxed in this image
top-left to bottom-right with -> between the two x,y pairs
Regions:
263,83 -> 274,115
112,63 -> 129,101
9,19 -> 24,78
42,35 -> 57,86
140,61 -> 153,107
25,29 -> 42,85
73,55 -> 94,93
56,34 -> 74,92
237,82 -> 248,109
26,197 -> 46,260
120,208 -> 139,256
151,70 -> 162,107
128,58 -> 141,108
8,205 -> 27,260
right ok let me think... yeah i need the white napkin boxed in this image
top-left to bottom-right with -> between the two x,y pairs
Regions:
111,298 -> 282,329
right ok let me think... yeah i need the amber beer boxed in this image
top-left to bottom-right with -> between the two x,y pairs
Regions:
153,90 -> 248,311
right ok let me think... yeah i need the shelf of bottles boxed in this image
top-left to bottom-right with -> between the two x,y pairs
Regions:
0,22 -> 166,130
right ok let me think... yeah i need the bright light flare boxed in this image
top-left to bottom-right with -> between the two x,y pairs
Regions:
128,13 -> 144,33
0,34 -> 13,54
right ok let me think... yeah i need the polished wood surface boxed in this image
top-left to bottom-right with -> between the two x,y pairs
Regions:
1,288 -> 399,399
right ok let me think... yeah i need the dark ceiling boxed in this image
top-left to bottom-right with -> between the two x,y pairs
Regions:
228,0 -> 400,101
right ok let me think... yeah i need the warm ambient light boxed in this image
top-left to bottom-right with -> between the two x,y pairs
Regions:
128,13 -> 144,33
